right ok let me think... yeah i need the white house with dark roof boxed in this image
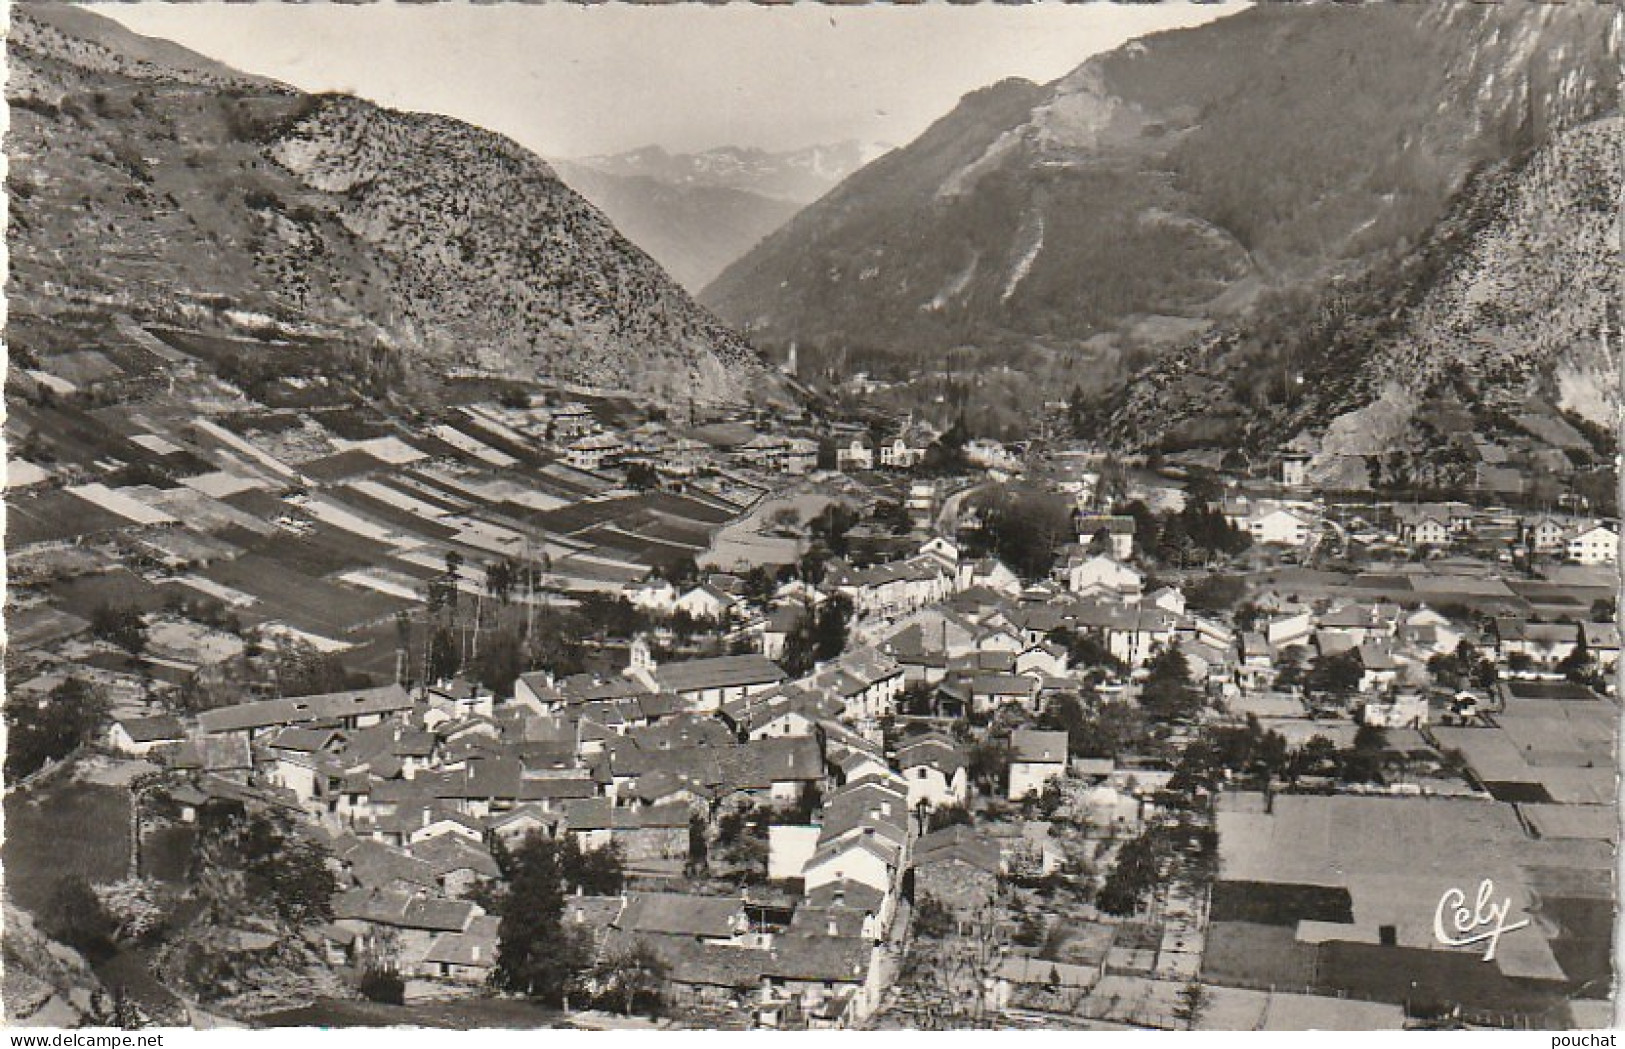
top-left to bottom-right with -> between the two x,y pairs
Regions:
675,583 -> 738,621
628,651 -> 788,712
198,684 -> 415,738
107,714 -> 186,756
1007,729 -> 1069,801
895,732 -> 969,809
835,435 -> 875,472
1567,522 -> 1619,565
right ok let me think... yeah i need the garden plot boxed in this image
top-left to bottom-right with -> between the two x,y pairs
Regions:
180,468 -> 270,500
202,555 -> 408,636
65,482 -> 177,525
146,617 -> 245,665
431,423 -> 518,467
329,434 -> 427,465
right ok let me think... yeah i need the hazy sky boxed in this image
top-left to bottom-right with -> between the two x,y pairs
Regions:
100,2 -> 1241,158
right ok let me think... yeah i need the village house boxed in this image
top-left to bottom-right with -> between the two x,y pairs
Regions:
421,914 -> 501,985
783,437 -> 820,475
1013,642 -> 1068,679
1065,554 -> 1143,599
826,557 -> 954,620
1394,507 -> 1450,547
1007,729 -> 1069,801
198,684 -> 415,739
565,431 -> 624,472
965,557 -> 1022,596
547,402 -> 597,440
1566,522 -> 1619,565
107,714 -> 186,756
895,732 -> 970,809
1581,621 -> 1620,675
1281,451 -> 1311,488
835,435 -> 875,473
878,430 -> 929,470
905,482 -> 937,529
1074,515 -> 1136,561
675,582 -> 739,622
626,578 -> 681,615
427,678 -> 494,720
1494,618 -> 1581,668
332,888 -> 485,973
803,815 -> 904,907
759,605 -> 806,661
624,642 -> 787,712
1247,506 -> 1315,547
1524,515 -> 1569,554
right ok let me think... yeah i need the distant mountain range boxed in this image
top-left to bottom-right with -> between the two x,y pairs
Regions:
9,3 -> 773,408
702,2 -> 1619,450
553,142 -> 889,292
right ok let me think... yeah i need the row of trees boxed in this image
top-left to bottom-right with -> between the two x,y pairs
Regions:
1113,497 -> 1252,570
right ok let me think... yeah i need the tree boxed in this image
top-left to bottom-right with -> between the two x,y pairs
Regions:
1338,724 -> 1388,784
812,594 -> 852,662
4,677 -> 108,780
427,625 -> 462,683
1012,912 -> 1046,948
359,966 -> 406,1005
43,876 -> 118,959
966,738 -> 1008,796
561,837 -> 626,896
685,813 -> 710,878
492,834 -> 591,1004
189,803 -> 336,928
90,603 -> 148,658
1174,981 -> 1209,1029
473,628 -> 525,698
1556,634 -> 1602,689
779,595 -> 852,676
624,461 -> 659,491
1307,650 -> 1363,698
275,639 -> 363,698
973,485 -> 1074,581
485,559 -> 516,605
590,941 -> 668,1017
1289,735 -> 1341,780
1140,647 -> 1203,724
1097,829 -> 1161,916
1183,574 -> 1246,612
1049,628 -> 1128,676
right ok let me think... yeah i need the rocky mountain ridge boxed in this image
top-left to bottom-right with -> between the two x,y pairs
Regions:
8,3 -> 771,408
702,2 -> 1618,421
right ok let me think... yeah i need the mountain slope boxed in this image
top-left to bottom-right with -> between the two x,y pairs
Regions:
8,3 -> 770,408
550,161 -> 802,292
1103,114 -> 1622,464
702,3 -> 1618,387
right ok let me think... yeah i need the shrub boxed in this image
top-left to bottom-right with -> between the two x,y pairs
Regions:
358,966 -> 405,1005
43,875 -> 118,959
